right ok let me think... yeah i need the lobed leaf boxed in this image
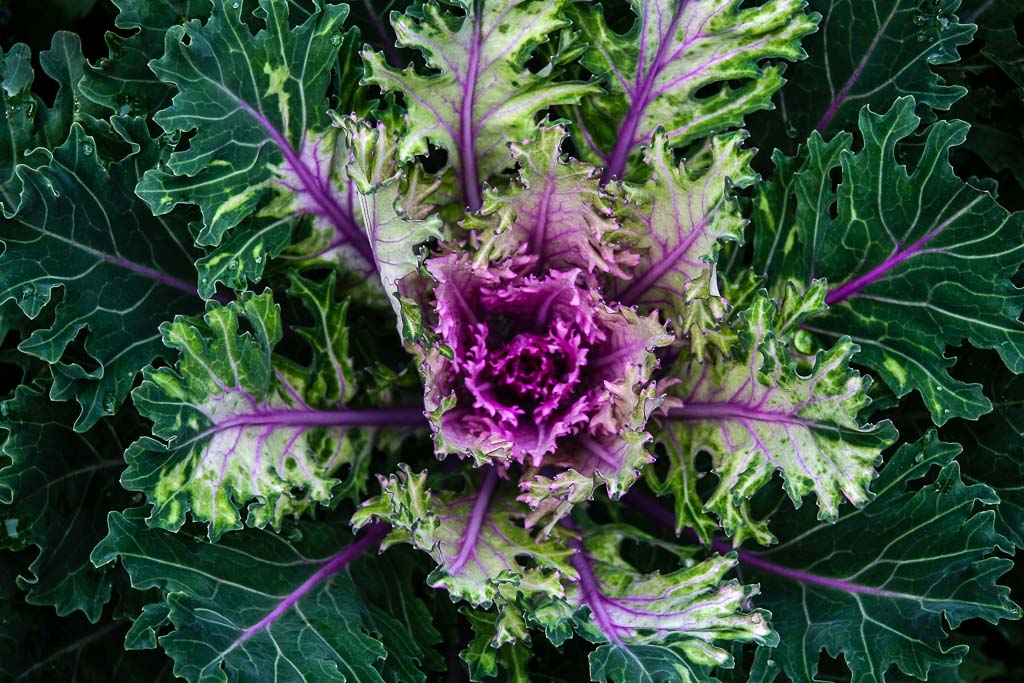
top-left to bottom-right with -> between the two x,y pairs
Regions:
570,0 -> 817,181
780,0 -> 973,137
0,384 -> 140,620
93,508 -> 441,683
124,286 -> 421,540
742,433 -> 1020,682
754,96 -> 1024,423
653,288 -> 897,544
559,526 -> 775,683
362,0 -> 599,209
0,117 -> 203,430
138,0 -> 376,283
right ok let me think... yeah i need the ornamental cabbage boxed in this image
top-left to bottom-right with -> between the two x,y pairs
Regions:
1,1 -> 1022,682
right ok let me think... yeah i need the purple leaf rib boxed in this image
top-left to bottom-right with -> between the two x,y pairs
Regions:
824,197 -> 978,305
233,98 -> 376,270
601,3 -> 687,183
570,537 -> 628,646
623,491 -> 913,599
72,238 -> 197,295
814,6 -> 896,133
459,17 -> 485,212
230,521 -> 391,647
666,403 -> 808,427
448,467 -> 499,575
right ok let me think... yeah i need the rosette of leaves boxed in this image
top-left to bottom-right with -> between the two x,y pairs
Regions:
1,0 -> 1023,681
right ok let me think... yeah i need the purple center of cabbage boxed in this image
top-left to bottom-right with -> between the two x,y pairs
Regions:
487,332 -> 574,403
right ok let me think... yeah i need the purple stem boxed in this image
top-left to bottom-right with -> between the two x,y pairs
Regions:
814,8 -> 895,133
362,0 -> 402,68
209,407 -> 426,435
623,490 -> 908,599
232,522 -> 391,647
55,234 -> 197,296
824,215 -> 954,305
570,537 -> 626,647
448,466 -> 499,575
459,5 -> 484,211
666,403 -> 806,427
233,99 -> 377,271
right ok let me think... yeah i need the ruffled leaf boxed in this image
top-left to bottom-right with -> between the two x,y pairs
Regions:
653,288 -> 897,544
473,124 -> 626,278
363,0 -> 599,209
137,0 -> 376,281
743,433 -> 1020,682
1,32 -> 111,209
561,526 -> 775,683
354,467 -> 577,610
612,131 -> 756,320
754,97 -> 1024,424
93,508 -> 443,682
124,284 -> 420,540
0,117 -> 203,430
340,117 -> 443,323
570,0 -> 817,181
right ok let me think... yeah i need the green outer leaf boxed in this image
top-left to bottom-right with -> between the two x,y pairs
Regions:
0,43 -> 36,209
744,433 -> 1020,682
570,0 -> 816,180
945,352 -> 1024,549
754,97 -> 1024,423
0,117 -> 202,430
780,0 -> 973,137
0,384 -> 138,620
0,554 -> 174,682
362,0 -> 600,209
137,0 -> 360,252
79,0 -> 211,115
93,508 -> 428,683
654,288 -> 896,544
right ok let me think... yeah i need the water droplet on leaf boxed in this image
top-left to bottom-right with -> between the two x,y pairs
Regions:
330,34 -> 342,46
82,143 -> 93,156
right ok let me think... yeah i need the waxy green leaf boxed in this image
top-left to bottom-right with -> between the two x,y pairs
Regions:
0,117 -> 203,430
93,508 -> 442,683
0,384 -> 139,620
754,97 -> 1024,423
745,433 -> 1019,682
138,0 -> 377,284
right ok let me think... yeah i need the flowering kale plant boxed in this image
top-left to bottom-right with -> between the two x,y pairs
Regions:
3,0 -> 1024,681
